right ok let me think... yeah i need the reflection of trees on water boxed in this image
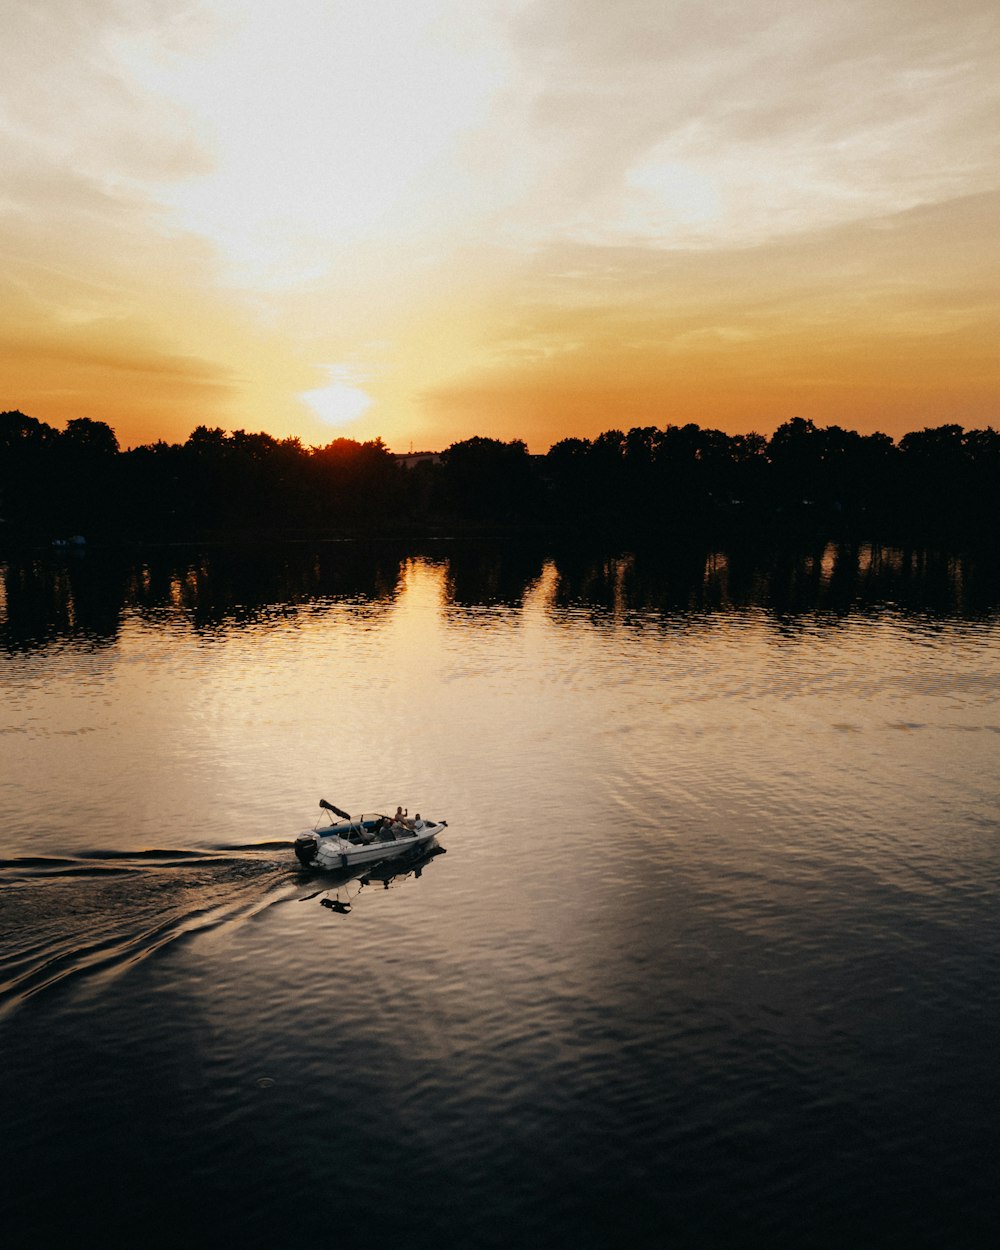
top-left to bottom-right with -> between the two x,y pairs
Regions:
442,540 -> 548,610
0,550 -> 128,653
0,543 -> 409,652
2,539 -> 999,653
549,544 -> 713,618
545,541 -> 1000,622
750,542 -> 1000,621
135,542 -> 405,630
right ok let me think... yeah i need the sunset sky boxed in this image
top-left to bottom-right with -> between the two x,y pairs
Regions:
3,0 -> 999,451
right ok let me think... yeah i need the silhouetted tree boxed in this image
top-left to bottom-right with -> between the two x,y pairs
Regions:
440,436 -> 535,523
62,417 -> 119,458
307,436 -> 399,526
3,408 -> 998,541
0,409 -> 58,454
1,411 -> 59,530
767,417 -> 825,508
1,411 -> 118,535
897,424 -> 1000,535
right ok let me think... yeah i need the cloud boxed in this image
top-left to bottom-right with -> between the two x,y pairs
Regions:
1,1 -> 998,450
3,1 -> 215,188
418,189 -> 1000,446
489,0 -> 1000,249
110,0 -> 513,282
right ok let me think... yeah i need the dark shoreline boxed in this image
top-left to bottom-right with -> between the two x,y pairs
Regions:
4,411 -> 999,555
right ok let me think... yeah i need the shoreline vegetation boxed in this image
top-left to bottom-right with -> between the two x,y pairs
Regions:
2,409 -> 998,547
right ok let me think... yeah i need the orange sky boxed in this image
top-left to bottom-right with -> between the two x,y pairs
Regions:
3,0 -> 999,452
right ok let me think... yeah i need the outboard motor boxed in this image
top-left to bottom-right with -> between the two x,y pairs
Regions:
294,832 -> 318,868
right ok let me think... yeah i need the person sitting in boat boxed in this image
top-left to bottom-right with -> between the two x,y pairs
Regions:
389,806 -> 413,836
413,814 -> 425,831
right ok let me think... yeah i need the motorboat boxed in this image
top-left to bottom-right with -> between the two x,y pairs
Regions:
293,799 -> 447,870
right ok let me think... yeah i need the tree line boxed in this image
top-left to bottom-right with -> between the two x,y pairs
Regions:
1,409 -> 998,541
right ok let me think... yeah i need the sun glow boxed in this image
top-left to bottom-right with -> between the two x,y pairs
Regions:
110,0 -> 509,280
300,367 -> 374,428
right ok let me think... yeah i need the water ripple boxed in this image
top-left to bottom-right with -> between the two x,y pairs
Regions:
0,854 -> 295,1018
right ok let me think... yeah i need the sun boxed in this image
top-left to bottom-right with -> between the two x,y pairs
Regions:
300,367 -> 374,428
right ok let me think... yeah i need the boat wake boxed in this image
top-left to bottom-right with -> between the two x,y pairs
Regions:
0,845 -> 298,1019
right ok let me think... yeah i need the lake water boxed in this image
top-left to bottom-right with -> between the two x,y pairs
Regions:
2,539 -> 1000,1248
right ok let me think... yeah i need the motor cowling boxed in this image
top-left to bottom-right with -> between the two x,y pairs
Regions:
294,833 -> 318,867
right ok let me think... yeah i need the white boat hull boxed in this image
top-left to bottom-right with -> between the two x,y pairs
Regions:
294,813 -> 446,871
314,825 -> 440,869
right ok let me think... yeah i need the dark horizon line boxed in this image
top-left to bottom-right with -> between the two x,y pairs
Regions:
4,406 -> 999,457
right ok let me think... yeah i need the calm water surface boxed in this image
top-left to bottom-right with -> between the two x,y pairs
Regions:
2,540 -> 1000,1248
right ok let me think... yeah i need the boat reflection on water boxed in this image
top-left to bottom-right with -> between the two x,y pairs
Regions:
298,841 -> 447,915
